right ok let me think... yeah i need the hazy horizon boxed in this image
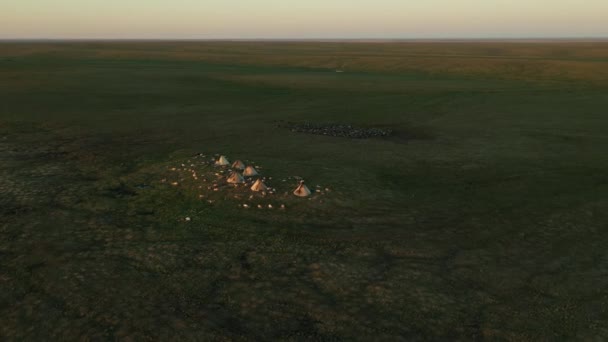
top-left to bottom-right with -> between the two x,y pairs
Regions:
2,0 -> 608,40
2,38 -> 608,42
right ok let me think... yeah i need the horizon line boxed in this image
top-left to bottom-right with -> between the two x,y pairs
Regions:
2,37 -> 608,43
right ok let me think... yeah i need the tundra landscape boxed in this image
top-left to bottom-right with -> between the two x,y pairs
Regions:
1,41 -> 608,340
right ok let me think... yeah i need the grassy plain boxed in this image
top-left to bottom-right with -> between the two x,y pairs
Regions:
1,41 -> 608,340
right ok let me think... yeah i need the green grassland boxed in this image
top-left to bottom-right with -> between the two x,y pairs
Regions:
1,41 -> 608,340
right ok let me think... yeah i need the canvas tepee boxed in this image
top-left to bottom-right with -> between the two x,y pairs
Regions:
293,180 -> 311,197
250,179 -> 268,192
232,160 -> 245,170
227,172 -> 245,184
243,166 -> 259,177
215,155 -> 230,166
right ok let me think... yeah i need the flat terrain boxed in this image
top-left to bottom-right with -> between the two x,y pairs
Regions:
1,41 -> 608,340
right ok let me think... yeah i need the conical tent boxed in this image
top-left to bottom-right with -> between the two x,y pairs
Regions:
227,172 -> 245,184
232,160 -> 245,170
250,179 -> 268,192
243,166 -> 259,177
293,181 -> 312,197
215,155 -> 230,166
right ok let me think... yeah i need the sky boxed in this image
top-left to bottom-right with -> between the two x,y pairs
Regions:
1,0 -> 607,39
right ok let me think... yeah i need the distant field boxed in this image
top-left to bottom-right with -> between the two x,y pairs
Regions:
1,42 -> 608,340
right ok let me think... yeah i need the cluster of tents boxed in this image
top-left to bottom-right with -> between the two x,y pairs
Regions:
215,155 -> 311,197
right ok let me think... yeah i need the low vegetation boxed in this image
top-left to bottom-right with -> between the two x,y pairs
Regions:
1,42 -> 608,340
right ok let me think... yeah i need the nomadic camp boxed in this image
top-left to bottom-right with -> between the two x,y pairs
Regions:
243,166 -> 259,177
293,180 -> 311,197
227,172 -> 245,184
232,160 -> 245,170
215,155 -> 230,166
170,153 -> 320,201
250,179 -> 268,192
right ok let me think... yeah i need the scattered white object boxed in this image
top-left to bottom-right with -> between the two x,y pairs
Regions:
185,217 -> 191,221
